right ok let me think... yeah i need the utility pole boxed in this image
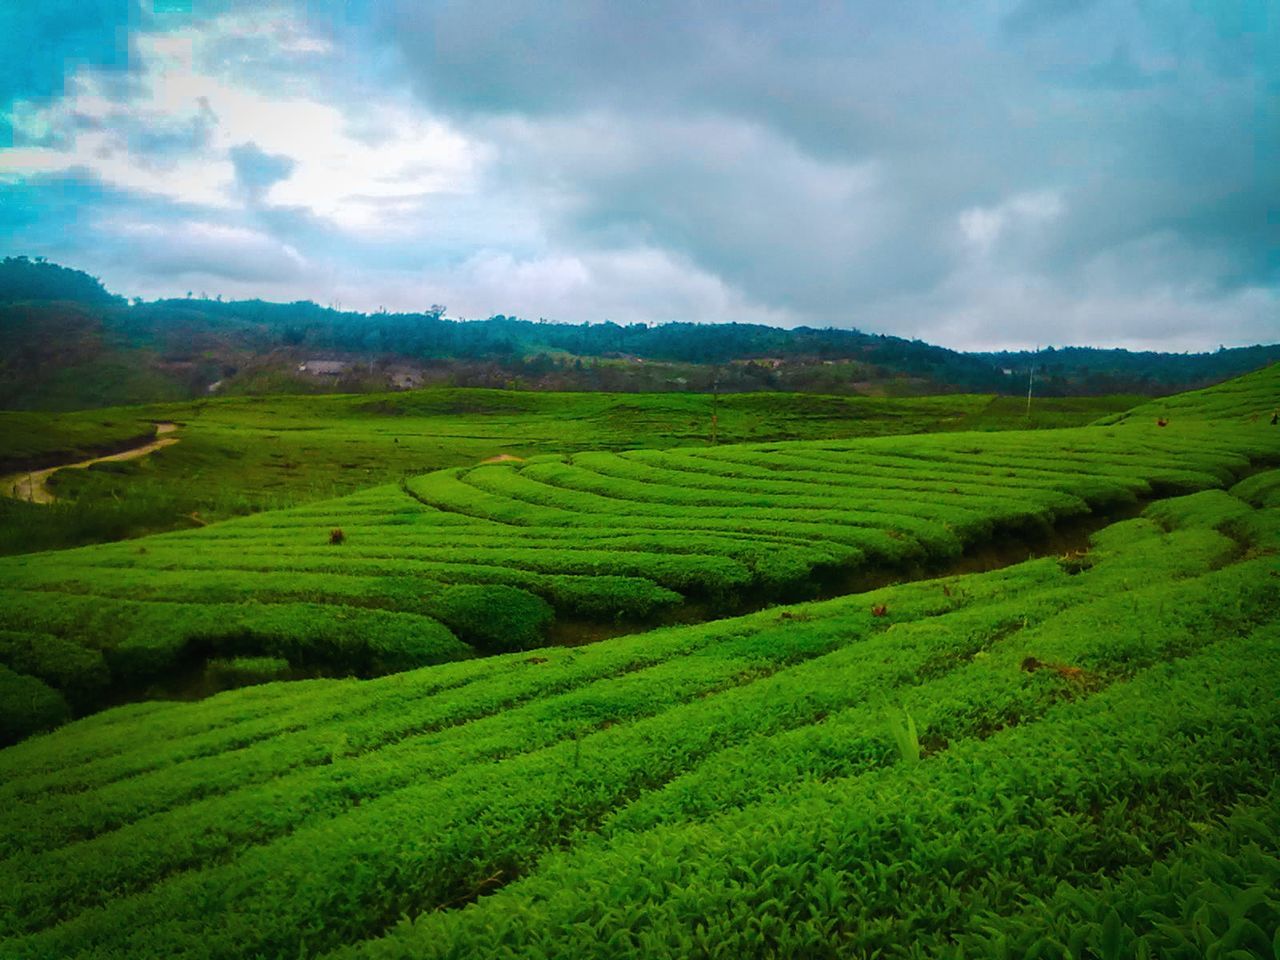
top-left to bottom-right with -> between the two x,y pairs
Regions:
710,371 -> 720,445
1026,345 -> 1038,419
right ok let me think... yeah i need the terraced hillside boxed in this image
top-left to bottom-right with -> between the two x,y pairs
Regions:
3,408 -> 1278,737
1111,361 -> 1280,423
2,388 -> 1134,555
0,480 -> 1276,958
4,365 -> 1280,734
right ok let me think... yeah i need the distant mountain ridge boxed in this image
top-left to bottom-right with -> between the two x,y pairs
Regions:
2,255 -> 1277,410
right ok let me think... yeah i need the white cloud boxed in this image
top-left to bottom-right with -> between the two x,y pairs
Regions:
859,243 -> 1280,352
959,190 -> 1064,255
440,247 -> 797,325
3,0 -> 1273,353
104,217 -> 306,284
316,246 -> 798,325
1,10 -> 484,231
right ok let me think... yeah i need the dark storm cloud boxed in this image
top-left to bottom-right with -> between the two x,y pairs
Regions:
3,0 -> 1274,348
377,0 -> 1277,345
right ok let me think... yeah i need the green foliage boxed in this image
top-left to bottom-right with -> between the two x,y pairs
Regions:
6,259 -> 1273,411
431,584 -> 554,653
0,665 -> 69,746
0,256 -> 118,304
538,575 -> 682,621
0,592 -> 471,709
0,489 -> 1275,957
1114,361 -> 1280,425
1,387 -> 1131,553
0,630 -> 109,710
203,656 -> 292,691
957,794 -> 1280,959
0,367 -> 1276,956
0,488 -> 202,555
884,706 -> 920,764
0,410 -> 154,472
1230,467 -> 1280,508
1,378 -> 1277,728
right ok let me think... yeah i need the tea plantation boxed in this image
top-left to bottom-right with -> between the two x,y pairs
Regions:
2,403 -> 1277,734
3,387 -> 1128,554
0,475 -> 1276,958
0,365 -> 1276,958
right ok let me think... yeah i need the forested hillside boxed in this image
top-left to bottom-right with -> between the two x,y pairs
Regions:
4,257 -> 1277,408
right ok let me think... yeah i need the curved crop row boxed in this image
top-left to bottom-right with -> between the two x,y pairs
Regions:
0,374 -> 1277,736
0,487 -> 1274,957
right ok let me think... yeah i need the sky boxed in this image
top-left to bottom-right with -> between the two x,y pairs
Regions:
0,1 -> 1276,351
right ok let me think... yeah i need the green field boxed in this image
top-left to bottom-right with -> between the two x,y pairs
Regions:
0,476 -> 1276,957
0,389 -> 1138,554
4,393 -> 1275,734
0,365 -> 1276,957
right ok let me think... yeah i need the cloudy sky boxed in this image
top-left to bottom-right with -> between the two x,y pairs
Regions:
0,1 -> 1275,350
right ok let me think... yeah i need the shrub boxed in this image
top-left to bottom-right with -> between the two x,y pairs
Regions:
193,604 -> 470,676
541,576 -> 683,621
204,656 -> 292,691
432,584 -> 555,653
0,664 -> 70,745
0,630 -> 109,709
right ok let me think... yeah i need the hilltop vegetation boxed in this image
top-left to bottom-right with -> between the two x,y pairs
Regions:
0,257 -> 118,306
1,365 -> 1276,738
1111,361 -> 1280,424
3,257 -> 1277,409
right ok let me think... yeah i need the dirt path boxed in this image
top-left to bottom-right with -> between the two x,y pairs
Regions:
2,422 -> 180,505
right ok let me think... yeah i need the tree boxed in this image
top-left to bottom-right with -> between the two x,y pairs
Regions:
0,256 -> 120,304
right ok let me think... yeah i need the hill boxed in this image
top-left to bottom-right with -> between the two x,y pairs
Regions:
3,256 -> 1278,408
0,365 -> 1276,957
2,364 -> 1276,738
0,463 -> 1276,957
0,388 -> 1139,555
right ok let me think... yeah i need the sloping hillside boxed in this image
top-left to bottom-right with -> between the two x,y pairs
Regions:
0,482 -> 1275,957
4,257 -> 1278,408
1,367 -> 1277,735
1106,361 -> 1280,423
0,367 -> 1277,957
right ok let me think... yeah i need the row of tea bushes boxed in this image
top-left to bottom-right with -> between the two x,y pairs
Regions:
0,487 -> 1275,956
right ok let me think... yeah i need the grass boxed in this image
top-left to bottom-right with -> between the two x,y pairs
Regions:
1,363 -> 1276,730
0,410 -> 156,472
0,388 -> 1138,553
0,483 -> 1274,957
884,706 -> 920,764
3,413 -> 1275,729
1109,362 -> 1280,424
0,365 -> 1275,957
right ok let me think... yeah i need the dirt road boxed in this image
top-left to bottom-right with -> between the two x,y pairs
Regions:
2,422 -> 180,505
